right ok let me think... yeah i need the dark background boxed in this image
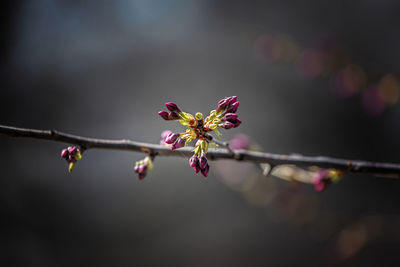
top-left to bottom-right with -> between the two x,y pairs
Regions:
1,1 -> 400,266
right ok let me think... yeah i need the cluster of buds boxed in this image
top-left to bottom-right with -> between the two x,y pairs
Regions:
134,156 -> 153,180
60,146 -> 82,172
189,140 -> 210,177
158,96 -> 241,177
312,169 -> 343,192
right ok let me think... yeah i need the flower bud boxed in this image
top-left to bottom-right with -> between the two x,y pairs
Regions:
61,149 -> 68,158
67,155 -> 76,163
221,113 -> 238,122
189,155 -> 199,168
165,102 -> 181,112
199,154 -> 208,169
168,112 -> 180,120
226,101 -> 239,113
171,137 -> 185,150
158,111 -> 169,120
220,121 -> 235,129
233,119 -> 242,128
216,98 -> 229,111
68,162 -> 75,172
165,133 -> 179,144
138,164 -> 147,174
68,146 -> 78,155
201,163 -> 210,178
195,112 -> 203,121
313,170 -> 331,192
228,96 -> 237,104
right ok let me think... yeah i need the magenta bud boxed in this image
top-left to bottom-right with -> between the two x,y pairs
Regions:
221,113 -> 238,122
61,149 -> 68,158
217,98 -> 229,111
168,111 -> 180,120
138,164 -> 147,174
314,180 -> 326,192
193,166 -> 200,174
227,101 -> 239,113
220,122 -> 235,129
199,154 -> 208,169
165,133 -> 179,144
68,146 -> 77,155
67,155 -> 76,163
228,96 -> 238,104
189,155 -> 199,168
158,111 -> 169,120
165,102 -> 181,112
201,164 -> 210,178
312,170 -> 330,192
171,137 -> 185,150
233,119 -> 242,128
161,130 -> 172,140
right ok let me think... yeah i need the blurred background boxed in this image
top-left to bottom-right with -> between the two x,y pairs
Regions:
1,0 -> 400,266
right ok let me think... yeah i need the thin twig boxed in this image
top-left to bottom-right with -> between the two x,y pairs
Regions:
1,124 -> 400,177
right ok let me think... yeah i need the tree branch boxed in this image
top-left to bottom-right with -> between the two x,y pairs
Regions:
1,124 -> 400,177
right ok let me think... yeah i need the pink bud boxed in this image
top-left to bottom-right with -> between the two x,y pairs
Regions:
220,122 -> 235,129
165,133 -> 179,144
226,101 -> 239,113
199,154 -> 208,169
138,164 -> 147,174
201,164 -> 210,178
165,102 -> 181,112
189,155 -> 200,173
61,149 -> 68,158
158,111 -> 169,120
168,111 -> 180,120
233,119 -> 242,128
171,137 -> 185,150
68,146 -> 77,154
217,98 -> 229,111
189,155 -> 199,168
312,170 -> 330,192
228,96 -> 238,104
221,113 -> 238,122
314,181 -> 326,192
67,155 -> 76,163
